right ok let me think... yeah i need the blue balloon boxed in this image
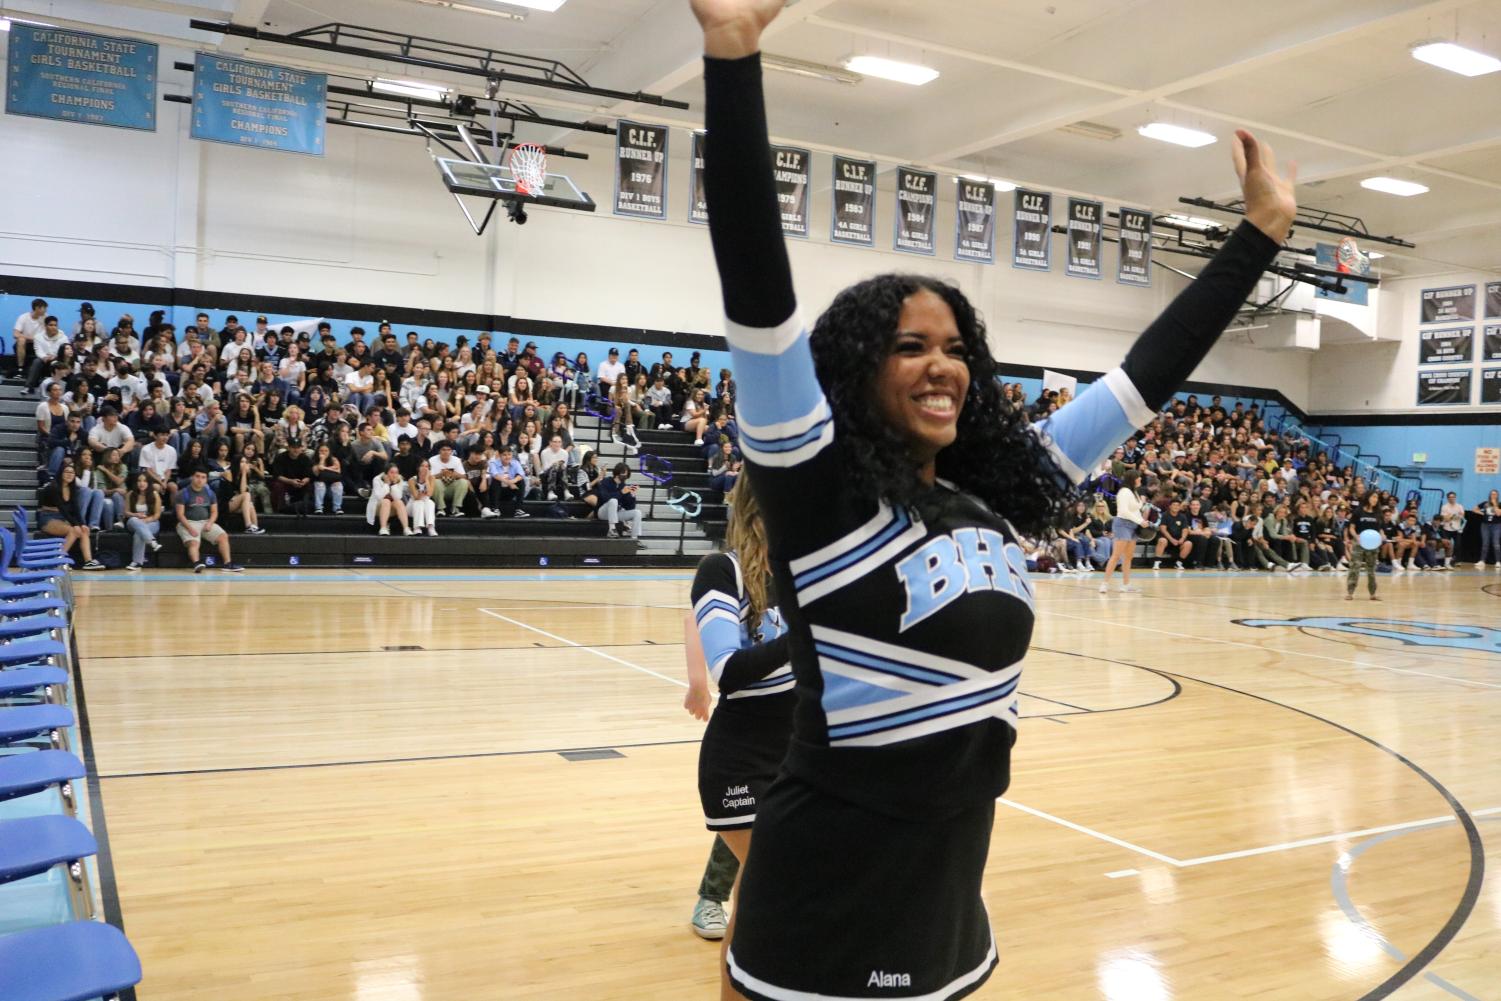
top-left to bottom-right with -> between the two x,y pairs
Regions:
1358,529 -> 1382,551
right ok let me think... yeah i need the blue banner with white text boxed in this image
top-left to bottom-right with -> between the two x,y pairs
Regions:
5,25 -> 157,131
190,53 -> 326,156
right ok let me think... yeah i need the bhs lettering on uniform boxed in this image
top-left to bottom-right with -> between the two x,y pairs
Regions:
896,528 -> 1034,631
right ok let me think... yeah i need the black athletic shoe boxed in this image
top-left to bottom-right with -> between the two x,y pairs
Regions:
193,561 -> 206,573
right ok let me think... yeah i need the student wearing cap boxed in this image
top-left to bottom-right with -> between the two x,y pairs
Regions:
597,347 -> 625,399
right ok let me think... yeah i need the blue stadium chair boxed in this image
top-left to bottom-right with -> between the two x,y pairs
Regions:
0,666 -> 69,700
0,639 -> 68,669
12,509 -> 67,555
0,529 -> 70,588
0,815 -> 96,885
0,921 -> 141,1001
0,596 -> 68,618
0,750 -> 85,811
0,527 -> 73,571
0,614 -> 67,642
0,704 -> 73,748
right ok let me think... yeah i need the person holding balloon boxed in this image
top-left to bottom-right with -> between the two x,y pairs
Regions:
1345,490 -> 1384,601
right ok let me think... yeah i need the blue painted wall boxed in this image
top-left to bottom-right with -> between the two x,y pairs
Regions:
1313,422 -> 1500,510
0,292 -> 735,383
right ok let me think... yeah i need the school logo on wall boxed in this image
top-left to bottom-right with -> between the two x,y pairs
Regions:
1234,617 -> 1501,655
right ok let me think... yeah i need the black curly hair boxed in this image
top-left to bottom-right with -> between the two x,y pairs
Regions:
808,273 -> 1077,535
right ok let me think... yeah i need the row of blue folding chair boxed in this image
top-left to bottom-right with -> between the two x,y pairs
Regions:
0,533 -> 141,1001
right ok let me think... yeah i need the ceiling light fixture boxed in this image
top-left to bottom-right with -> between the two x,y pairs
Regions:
842,55 -> 939,86
1060,120 -> 1122,142
484,0 -> 567,10
1360,176 -> 1429,197
1410,41 -> 1501,77
1160,214 -> 1222,233
1137,122 -> 1217,148
761,54 -> 862,86
372,78 -> 451,100
411,0 -> 528,20
962,174 -> 1017,192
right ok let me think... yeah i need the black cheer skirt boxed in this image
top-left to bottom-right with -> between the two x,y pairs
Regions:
727,773 -> 998,1000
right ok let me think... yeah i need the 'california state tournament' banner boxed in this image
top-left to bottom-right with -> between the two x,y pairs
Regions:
1117,207 -> 1152,287
190,53 -> 325,155
954,179 -> 996,263
688,131 -> 708,225
830,156 -> 876,246
6,25 -> 158,131
613,120 -> 667,219
1013,189 -> 1052,271
771,145 -> 811,238
1420,284 -> 1476,325
1065,198 -> 1103,279
894,167 -> 936,256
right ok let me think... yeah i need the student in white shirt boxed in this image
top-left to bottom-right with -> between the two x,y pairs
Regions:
595,347 -> 625,398
427,443 -> 469,516
536,433 -> 571,501
26,315 -> 70,393
12,298 -> 47,374
138,429 -> 180,500
1100,470 -> 1146,594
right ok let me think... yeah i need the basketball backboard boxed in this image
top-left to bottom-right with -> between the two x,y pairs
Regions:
436,156 -> 596,213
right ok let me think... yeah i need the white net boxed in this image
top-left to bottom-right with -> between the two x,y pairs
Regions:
509,142 -> 548,196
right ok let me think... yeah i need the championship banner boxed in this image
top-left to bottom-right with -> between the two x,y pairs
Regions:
688,131 -> 708,225
1419,284 -> 1476,325
771,145 -> 811,238
1419,327 -> 1473,365
1117,207 -> 1153,287
1065,198 -> 1104,279
1417,369 -> 1472,407
1485,324 -> 1501,362
1483,369 -> 1501,407
190,53 -> 325,155
1313,243 -> 1369,305
1012,188 -> 1052,271
830,156 -> 876,246
894,167 -> 937,256
613,120 -> 668,219
1486,281 -> 1501,319
5,26 -> 157,131
954,179 -> 996,263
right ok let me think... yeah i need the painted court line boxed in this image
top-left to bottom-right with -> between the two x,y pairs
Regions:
477,607 -> 688,688
1042,608 -> 1501,691
1176,806 -> 1501,867
997,799 -> 1183,867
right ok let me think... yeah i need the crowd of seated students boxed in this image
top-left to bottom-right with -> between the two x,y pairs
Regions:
1006,386 -> 1492,576
19,299 -> 747,559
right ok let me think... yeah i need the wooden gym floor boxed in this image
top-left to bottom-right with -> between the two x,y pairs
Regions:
69,568 -> 1500,1000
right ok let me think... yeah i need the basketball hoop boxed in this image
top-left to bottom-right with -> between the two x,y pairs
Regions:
1335,236 -> 1371,276
509,142 -> 548,197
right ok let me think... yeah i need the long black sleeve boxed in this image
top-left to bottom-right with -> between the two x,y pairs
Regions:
717,633 -> 791,696
1122,220 -> 1281,410
702,54 -> 796,328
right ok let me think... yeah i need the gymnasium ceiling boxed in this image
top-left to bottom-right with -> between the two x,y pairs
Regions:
10,0 -> 1501,277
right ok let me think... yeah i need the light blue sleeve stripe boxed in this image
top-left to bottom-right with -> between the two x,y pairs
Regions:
728,329 -> 827,432
1034,370 -> 1151,479
697,617 -> 745,681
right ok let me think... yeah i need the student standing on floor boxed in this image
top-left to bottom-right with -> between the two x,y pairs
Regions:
1101,471 -> 1145,593
689,1 -> 1294,996
1345,491 -> 1384,601
682,478 -> 793,965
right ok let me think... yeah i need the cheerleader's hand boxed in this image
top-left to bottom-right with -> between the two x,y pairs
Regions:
690,0 -> 784,58
684,683 -> 713,722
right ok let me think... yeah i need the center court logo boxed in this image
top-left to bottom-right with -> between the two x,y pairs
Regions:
1234,617 -> 1501,655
